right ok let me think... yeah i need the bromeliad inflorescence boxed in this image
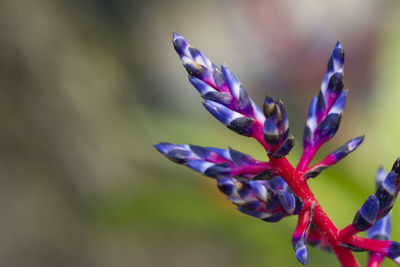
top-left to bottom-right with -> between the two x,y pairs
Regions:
154,33 -> 400,267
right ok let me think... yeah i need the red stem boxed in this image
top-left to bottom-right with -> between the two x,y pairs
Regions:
297,145 -> 321,171
254,133 -> 270,152
269,156 -> 359,267
307,154 -> 336,172
232,162 -> 272,176
345,236 -> 389,253
345,236 -> 400,266
338,224 -> 359,243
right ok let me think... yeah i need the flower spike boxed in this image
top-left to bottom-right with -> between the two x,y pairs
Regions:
154,142 -> 273,179
298,42 -> 346,171
173,33 -> 268,147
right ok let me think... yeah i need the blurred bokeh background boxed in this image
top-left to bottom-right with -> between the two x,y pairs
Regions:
1,0 -> 400,266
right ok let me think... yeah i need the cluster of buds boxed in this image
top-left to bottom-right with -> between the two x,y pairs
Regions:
342,167 -> 399,266
173,33 -> 266,144
353,160 -> 400,232
263,95 -> 294,158
155,142 -> 303,222
217,176 -> 303,222
155,33 -> 400,266
338,159 -> 400,266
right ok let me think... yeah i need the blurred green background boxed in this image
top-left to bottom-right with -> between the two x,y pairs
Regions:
1,0 -> 400,266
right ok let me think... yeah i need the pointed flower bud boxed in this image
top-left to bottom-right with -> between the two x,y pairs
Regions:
331,135 -> 363,161
375,175 -> 398,219
304,136 -> 364,178
391,157 -> 400,174
372,158 -> 400,219
352,195 -> 381,231
221,65 -> 253,116
269,136 -> 295,159
320,41 -> 345,110
173,33 -> 224,91
203,100 -> 257,137
303,96 -> 318,148
292,205 -> 314,265
189,77 -> 233,107
263,119 -> 280,145
328,89 -> 347,116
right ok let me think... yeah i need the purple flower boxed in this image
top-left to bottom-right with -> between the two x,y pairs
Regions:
155,32 -> 400,266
